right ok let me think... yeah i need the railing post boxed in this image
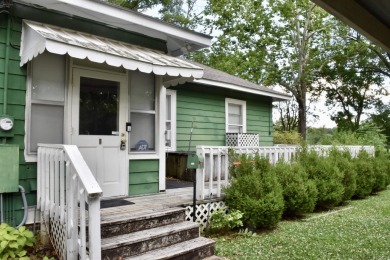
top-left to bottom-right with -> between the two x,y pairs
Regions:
88,195 -> 102,260
196,146 -> 205,200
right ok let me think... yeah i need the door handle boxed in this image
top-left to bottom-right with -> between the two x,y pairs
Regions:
99,138 -> 102,145
120,139 -> 126,150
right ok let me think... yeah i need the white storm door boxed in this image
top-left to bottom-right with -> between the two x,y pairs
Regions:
71,68 -> 128,197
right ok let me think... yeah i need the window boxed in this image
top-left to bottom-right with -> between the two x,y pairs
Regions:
26,52 -> 65,155
129,71 -> 156,152
165,90 -> 176,151
225,98 -> 246,133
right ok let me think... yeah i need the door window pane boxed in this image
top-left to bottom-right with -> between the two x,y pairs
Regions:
79,77 -> 119,135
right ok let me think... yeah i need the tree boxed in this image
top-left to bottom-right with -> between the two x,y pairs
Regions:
369,103 -> 390,146
318,29 -> 387,131
107,0 -> 202,29
274,99 -> 299,132
200,0 -> 336,139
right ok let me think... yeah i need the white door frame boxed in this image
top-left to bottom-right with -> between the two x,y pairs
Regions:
67,64 -> 129,197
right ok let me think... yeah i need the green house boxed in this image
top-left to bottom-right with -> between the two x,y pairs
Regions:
0,0 -> 289,226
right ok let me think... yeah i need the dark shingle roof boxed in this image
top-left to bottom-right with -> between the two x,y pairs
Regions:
186,60 -> 291,100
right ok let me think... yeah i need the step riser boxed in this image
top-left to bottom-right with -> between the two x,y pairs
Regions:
102,227 -> 199,259
101,211 -> 185,238
168,244 -> 215,260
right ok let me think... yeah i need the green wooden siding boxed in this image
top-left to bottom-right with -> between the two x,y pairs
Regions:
174,83 -> 273,151
0,14 -> 34,226
129,160 -> 159,196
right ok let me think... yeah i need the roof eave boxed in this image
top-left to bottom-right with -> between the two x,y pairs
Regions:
15,0 -> 212,56
193,79 -> 291,102
311,0 -> 390,53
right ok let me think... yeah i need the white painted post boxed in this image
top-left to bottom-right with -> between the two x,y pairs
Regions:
216,148 -> 222,198
88,195 -> 102,260
196,146 -> 206,200
209,149 -> 214,198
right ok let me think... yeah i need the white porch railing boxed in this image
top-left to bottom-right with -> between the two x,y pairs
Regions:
37,144 -> 102,260
196,145 -> 375,200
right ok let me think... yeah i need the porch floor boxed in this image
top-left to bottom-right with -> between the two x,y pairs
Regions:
100,187 -> 193,220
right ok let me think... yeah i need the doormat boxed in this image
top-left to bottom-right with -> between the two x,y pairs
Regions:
100,199 -> 134,209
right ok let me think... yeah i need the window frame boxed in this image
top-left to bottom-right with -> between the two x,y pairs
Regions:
225,98 -> 247,133
165,89 -> 177,151
129,71 -> 157,154
24,55 -> 66,162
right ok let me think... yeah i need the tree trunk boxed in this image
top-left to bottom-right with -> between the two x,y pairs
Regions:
297,97 -> 307,140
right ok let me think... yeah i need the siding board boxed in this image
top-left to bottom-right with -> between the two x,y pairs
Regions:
129,159 -> 159,196
175,84 -> 273,151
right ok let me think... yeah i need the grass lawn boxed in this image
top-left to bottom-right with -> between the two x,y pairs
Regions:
213,188 -> 390,259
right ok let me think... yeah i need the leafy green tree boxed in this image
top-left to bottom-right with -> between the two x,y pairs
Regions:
200,0 -> 336,139
318,29 -> 387,131
369,103 -> 390,147
108,0 -> 202,29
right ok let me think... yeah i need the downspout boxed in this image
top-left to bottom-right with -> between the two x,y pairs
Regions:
2,14 -> 11,144
3,14 -> 11,115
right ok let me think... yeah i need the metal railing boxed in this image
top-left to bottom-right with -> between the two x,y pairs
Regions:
195,145 -> 375,200
37,144 -> 102,260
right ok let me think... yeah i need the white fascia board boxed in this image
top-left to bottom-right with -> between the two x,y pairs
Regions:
16,0 -> 212,52
194,79 -> 291,101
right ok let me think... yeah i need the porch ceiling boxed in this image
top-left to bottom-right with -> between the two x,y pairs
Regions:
20,20 -> 204,81
312,0 -> 390,53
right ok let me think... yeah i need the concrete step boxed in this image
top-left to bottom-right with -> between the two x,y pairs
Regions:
127,237 -> 215,260
101,221 -> 200,259
101,207 -> 185,238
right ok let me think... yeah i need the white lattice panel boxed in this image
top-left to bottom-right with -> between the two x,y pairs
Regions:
185,201 -> 226,230
226,133 -> 259,147
44,215 -> 66,260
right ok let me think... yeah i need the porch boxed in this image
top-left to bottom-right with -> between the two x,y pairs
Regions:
37,143 -> 374,259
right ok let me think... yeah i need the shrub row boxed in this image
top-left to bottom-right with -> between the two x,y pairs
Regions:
224,147 -> 390,230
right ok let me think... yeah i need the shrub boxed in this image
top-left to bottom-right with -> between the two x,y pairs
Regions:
273,131 -> 302,145
207,207 -> 243,234
298,149 -> 344,209
372,152 -> 389,193
353,150 -> 376,198
328,148 -> 357,201
228,150 -> 255,178
0,224 -> 35,260
225,154 -> 284,229
274,161 -> 318,216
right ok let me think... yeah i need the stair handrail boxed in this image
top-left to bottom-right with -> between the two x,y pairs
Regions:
37,144 -> 103,260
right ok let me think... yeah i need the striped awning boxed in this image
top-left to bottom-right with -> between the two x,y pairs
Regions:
20,20 -> 203,81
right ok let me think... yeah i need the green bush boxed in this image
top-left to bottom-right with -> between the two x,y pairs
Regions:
298,149 -> 344,209
228,150 -> 255,178
353,150 -> 376,198
0,224 -> 35,260
225,154 -> 284,229
274,161 -> 318,216
372,152 -> 389,193
328,148 -> 357,201
207,207 -> 243,234
273,131 -> 302,145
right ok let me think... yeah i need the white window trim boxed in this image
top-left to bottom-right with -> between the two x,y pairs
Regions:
225,98 -> 246,133
24,60 -> 67,162
165,89 -> 177,151
129,72 -> 158,154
